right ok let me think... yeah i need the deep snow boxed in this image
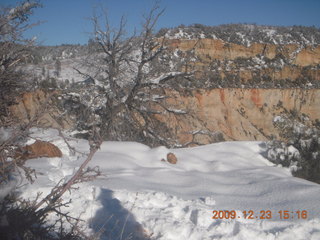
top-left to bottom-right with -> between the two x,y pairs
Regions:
12,128 -> 320,239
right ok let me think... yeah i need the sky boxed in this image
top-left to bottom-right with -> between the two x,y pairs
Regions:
1,0 -> 320,46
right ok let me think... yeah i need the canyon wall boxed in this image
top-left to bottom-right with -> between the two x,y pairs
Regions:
166,38 -> 320,66
9,88 -> 319,146
164,38 -> 320,85
152,88 -> 320,145
9,36 -> 320,146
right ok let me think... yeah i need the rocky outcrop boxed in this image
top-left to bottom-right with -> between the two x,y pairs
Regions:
19,140 -> 62,160
164,38 -> 320,86
9,89 -> 73,129
166,38 -> 320,66
152,88 -> 320,146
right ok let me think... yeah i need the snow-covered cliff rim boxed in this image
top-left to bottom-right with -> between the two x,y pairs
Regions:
161,24 -> 320,46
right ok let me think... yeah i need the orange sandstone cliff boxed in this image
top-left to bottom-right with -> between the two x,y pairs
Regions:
151,88 -> 320,145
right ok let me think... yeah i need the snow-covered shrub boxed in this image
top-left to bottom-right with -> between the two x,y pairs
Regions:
266,112 -> 320,183
266,140 -> 301,172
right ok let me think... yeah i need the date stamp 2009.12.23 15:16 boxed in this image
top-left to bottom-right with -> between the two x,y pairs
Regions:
212,210 -> 308,220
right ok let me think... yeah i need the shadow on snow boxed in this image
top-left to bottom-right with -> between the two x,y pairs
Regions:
90,189 -> 150,240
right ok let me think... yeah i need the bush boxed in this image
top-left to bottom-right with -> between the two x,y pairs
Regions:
266,113 -> 320,183
0,196 -> 83,240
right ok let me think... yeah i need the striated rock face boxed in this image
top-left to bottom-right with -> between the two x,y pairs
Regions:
9,88 -> 319,147
164,38 -> 320,85
166,38 -> 320,66
295,47 -> 320,66
138,37 -> 320,146
152,88 -> 320,146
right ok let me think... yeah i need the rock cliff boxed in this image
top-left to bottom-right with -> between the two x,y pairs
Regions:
10,88 -> 320,146
163,38 -> 320,87
9,89 -> 73,129
9,25 -> 320,147
152,88 -> 320,146
166,38 -> 320,66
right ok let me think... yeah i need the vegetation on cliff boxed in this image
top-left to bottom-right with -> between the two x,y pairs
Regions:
160,23 -> 320,46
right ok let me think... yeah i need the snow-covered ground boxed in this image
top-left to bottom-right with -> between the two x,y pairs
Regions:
14,129 -> 320,239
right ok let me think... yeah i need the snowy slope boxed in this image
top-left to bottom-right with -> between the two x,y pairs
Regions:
17,129 -> 320,240
22,56 -> 86,83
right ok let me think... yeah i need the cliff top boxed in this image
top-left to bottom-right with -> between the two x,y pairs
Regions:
158,24 -> 320,46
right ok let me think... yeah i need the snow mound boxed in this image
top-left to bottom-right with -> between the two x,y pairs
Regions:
13,128 -> 320,239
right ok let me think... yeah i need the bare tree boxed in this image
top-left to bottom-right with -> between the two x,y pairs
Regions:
0,1 -> 41,121
0,2 -> 100,238
0,0 -> 43,183
75,2 -> 192,146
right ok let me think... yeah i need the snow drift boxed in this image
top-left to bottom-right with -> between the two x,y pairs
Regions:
13,128 -> 320,240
